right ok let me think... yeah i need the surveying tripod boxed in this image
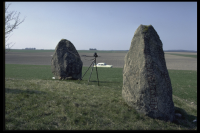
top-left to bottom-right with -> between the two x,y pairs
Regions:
79,52 -> 99,86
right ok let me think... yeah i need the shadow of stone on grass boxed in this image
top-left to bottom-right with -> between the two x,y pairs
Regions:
5,88 -> 46,94
87,80 -> 121,83
173,106 -> 197,128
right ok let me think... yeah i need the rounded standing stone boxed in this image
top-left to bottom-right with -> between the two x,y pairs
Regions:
51,39 -> 83,80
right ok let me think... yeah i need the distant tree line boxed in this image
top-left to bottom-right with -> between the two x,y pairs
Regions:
25,48 -> 36,50
89,48 -> 97,50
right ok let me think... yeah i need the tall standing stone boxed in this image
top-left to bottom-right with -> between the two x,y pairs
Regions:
122,25 -> 175,122
51,39 -> 82,80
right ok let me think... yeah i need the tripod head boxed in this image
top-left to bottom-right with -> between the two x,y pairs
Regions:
94,52 -> 98,58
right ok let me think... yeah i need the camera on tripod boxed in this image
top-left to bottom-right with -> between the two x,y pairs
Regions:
93,52 -> 98,57
79,52 -> 99,86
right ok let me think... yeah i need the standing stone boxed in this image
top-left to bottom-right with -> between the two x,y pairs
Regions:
122,24 -> 175,122
51,39 -> 82,80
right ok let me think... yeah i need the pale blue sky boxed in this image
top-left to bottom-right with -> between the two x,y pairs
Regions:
5,2 -> 197,51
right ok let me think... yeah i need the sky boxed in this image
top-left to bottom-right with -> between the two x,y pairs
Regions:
5,2 -> 197,51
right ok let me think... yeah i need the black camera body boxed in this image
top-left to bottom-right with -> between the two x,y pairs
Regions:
93,52 -> 98,57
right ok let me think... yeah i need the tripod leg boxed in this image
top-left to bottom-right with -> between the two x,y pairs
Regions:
95,57 -> 99,86
79,59 -> 95,83
88,62 -> 94,85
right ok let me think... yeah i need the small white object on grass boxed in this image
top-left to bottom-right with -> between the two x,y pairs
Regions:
52,77 -> 55,79
193,119 -> 197,123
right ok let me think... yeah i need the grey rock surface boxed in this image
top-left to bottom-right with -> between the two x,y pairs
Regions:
122,24 -> 175,122
51,39 -> 82,80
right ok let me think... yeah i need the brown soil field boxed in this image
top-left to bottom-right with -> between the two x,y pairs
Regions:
165,52 -> 197,55
5,51 -> 197,71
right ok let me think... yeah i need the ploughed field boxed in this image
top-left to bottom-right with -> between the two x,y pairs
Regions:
5,50 -> 197,71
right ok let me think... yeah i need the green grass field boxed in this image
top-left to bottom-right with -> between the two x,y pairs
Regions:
5,64 -> 197,130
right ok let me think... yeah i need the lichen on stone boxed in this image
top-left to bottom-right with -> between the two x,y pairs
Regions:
143,25 -> 150,33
